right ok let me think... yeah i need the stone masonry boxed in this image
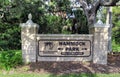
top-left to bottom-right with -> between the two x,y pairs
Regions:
20,14 -> 109,65
89,23 -> 109,64
20,14 -> 39,63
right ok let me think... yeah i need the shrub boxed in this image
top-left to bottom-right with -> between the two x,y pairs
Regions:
112,40 -> 120,52
0,23 -> 21,51
0,50 -> 22,70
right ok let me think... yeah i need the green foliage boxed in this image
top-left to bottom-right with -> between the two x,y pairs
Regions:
112,6 -> 120,45
0,50 -> 22,70
74,9 -> 88,34
112,40 -> 120,52
113,7 -> 120,44
55,0 -> 71,11
48,0 -> 71,12
0,23 -> 21,51
112,6 -> 120,52
0,0 -> 45,50
39,15 -> 64,34
112,26 -> 120,44
0,0 -> 103,51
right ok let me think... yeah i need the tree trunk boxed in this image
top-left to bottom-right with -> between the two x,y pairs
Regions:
106,7 -> 112,52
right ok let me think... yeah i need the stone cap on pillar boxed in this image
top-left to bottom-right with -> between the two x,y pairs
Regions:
20,13 -> 39,28
89,20 -> 110,28
94,19 -> 105,27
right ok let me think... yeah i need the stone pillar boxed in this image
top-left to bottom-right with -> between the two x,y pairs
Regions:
89,22 -> 109,65
20,14 -> 39,63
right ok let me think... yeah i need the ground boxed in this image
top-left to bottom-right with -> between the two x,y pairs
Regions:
11,53 -> 120,74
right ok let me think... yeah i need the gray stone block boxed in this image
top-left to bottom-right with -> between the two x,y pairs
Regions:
37,56 -> 92,61
22,50 -> 36,55
22,54 -> 36,63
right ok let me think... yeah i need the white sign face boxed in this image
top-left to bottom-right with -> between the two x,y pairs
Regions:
38,39 -> 91,57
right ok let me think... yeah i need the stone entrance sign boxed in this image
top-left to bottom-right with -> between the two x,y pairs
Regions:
38,39 -> 91,57
20,14 -> 109,65
36,35 -> 93,61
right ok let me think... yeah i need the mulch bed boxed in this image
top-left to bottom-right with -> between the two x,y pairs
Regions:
28,53 -> 120,74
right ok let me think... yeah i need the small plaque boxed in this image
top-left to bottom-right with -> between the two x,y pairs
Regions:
38,39 -> 91,57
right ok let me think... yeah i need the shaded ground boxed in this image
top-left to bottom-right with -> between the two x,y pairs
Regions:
23,54 -> 120,74
18,53 -> 120,74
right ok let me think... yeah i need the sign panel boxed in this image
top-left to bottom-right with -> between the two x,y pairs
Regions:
38,39 -> 91,57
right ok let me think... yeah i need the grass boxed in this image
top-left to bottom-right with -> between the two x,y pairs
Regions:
0,73 -> 49,77
0,50 -> 22,70
0,73 -> 120,77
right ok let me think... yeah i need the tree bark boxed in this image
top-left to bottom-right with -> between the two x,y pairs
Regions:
79,0 -> 100,25
106,7 -> 113,52
100,0 -> 120,6
79,0 -> 119,26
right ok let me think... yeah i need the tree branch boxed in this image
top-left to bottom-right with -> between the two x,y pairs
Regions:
100,0 -> 120,6
0,13 -> 4,18
79,0 -> 101,25
79,0 -> 89,23
78,0 -> 119,25
90,0 -> 100,23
